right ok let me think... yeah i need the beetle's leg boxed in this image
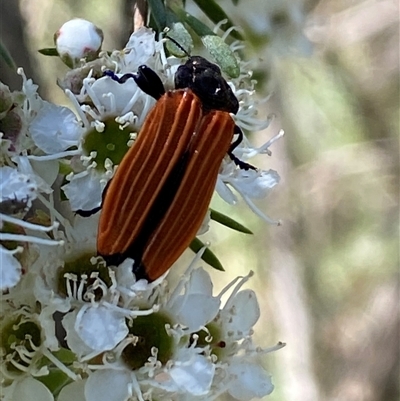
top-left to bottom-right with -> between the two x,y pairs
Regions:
104,66 -> 165,100
228,125 -> 257,171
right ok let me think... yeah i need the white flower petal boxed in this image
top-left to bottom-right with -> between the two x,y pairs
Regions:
174,293 -> 220,331
187,267 -> 214,295
216,177 -> 238,204
62,311 -> 95,358
13,156 -> 53,195
0,166 -> 37,208
169,268 -> 219,330
90,76 -> 145,116
75,305 -> 128,351
58,379 -> 86,401
85,370 -> 132,401
124,27 -> 157,70
228,360 -> 274,400
222,290 -> 260,339
169,351 -> 215,396
228,169 -> 280,199
0,245 -> 22,290
62,170 -> 103,211
30,159 -> 60,187
30,102 -> 82,153
7,377 -> 54,401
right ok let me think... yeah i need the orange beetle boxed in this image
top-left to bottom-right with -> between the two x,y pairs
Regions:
95,50 -> 253,282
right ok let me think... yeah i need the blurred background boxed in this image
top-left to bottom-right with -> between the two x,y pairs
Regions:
1,0 -> 398,400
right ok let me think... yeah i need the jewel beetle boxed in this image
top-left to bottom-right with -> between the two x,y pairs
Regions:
96,40 -> 254,282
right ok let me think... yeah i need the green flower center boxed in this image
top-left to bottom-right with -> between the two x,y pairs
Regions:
57,254 -> 112,300
0,316 -> 41,372
122,312 -> 174,370
82,117 -> 135,172
191,322 -> 226,360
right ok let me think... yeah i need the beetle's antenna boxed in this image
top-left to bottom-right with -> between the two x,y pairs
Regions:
164,35 -> 191,57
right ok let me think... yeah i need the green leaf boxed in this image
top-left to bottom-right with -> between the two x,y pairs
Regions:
147,0 -> 167,31
201,35 -> 240,78
192,0 -> 243,40
210,209 -> 253,234
190,237 -> 225,271
165,22 -> 193,57
232,0 -> 240,4
36,367 -> 72,396
38,47 -> 59,57
0,41 -> 16,69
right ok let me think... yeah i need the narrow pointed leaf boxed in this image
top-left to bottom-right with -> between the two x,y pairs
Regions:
172,8 -> 214,36
0,41 -> 16,69
192,0 -> 243,40
190,237 -> 225,271
210,209 -> 253,234
38,48 -> 59,56
147,0 -> 167,31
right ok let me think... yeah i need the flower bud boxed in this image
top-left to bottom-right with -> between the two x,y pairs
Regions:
54,18 -> 104,68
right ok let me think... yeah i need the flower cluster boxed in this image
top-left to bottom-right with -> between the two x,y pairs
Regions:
0,19 -> 283,401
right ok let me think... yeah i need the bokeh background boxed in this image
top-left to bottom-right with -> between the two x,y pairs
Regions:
1,0 -> 398,400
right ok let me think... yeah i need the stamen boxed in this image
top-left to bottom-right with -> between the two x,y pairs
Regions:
1,245 -> 23,256
222,25 -> 239,42
14,347 -> 34,364
36,193 -> 74,240
65,273 -> 78,299
40,347 -> 79,380
0,213 -> 59,232
0,233 -> 63,246
121,89 -> 142,116
130,372 -> 145,401
213,19 -> 228,34
76,274 -> 88,301
238,192 -> 281,225
137,95 -> 154,126
103,92 -> 116,114
166,247 -> 206,308
27,150 -> 81,161
65,89 -> 90,128
223,271 -> 254,310
9,358 -> 30,372
83,78 -> 104,114
93,120 -> 105,132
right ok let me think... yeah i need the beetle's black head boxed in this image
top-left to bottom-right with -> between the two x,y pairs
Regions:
175,56 -> 239,114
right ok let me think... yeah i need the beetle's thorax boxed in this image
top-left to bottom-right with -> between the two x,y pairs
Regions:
174,56 -> 239,114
